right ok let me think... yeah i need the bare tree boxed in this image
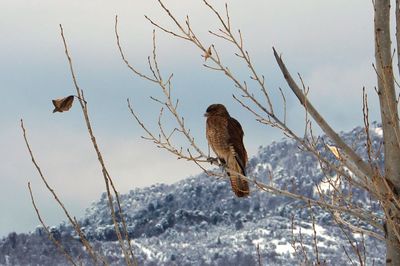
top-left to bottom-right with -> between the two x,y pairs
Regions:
115,0 -> 400,264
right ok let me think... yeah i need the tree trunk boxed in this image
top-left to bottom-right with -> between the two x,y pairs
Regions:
374,0 -> 400,264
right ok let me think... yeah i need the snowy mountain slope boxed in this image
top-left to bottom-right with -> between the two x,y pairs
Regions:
0,124 -> 386,265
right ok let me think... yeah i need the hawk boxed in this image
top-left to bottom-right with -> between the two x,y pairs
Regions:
205,104 -> 249,197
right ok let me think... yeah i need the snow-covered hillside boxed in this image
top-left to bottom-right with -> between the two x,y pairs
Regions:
0,124 -> 386,265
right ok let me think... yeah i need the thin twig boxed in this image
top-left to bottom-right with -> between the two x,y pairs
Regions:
28,182 -> 77,266
256,244 -> 262,266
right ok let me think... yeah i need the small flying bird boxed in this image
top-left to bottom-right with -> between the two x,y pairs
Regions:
205,104 -> 249,197
52,95 -> 74,113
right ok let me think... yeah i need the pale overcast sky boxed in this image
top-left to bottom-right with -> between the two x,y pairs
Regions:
0,1 -> 383,237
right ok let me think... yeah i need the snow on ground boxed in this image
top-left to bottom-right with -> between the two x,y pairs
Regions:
314,224 -> 335,242
271,239 -> 293,255
254,163 -> 272,174
133,242 -> 156,260
293,222 -> 336,243
313,175 -> 340,196
373,127 -> 383,137
252,238 -> 266,250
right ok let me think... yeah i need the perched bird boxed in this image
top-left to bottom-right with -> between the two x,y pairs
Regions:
205,104 -> 249,197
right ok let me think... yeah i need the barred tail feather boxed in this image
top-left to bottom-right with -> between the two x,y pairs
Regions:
229,173 -> 249,197
227,159 -> 249,197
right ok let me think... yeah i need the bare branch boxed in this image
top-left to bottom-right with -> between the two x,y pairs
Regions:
256,244 -> 262,266
278,87 -> 287,125
28,182 -> 77,266
127,99 -> 208,163
60,24 -> 136,265
308,203 -> 320,264
145,15 -> 190,41
273,48 -> 374,183
333,211 -> 384,241
115,16 -> 158,82
21,119 -> 104,264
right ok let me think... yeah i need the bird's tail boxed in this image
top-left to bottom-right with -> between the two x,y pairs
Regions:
226,156 -> 249,197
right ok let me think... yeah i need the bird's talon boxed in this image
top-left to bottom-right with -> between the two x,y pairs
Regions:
207,157 -> 219,165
